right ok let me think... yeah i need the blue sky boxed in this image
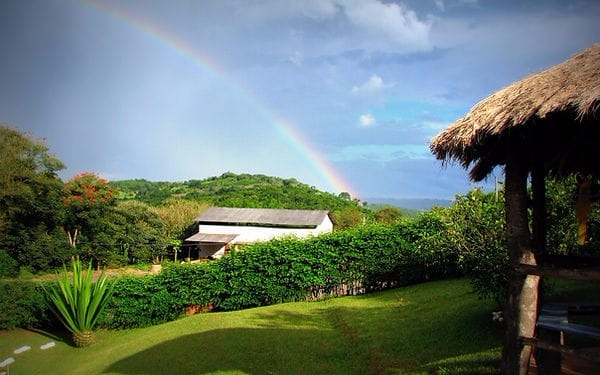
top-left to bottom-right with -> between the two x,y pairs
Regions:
1,0 -> 599,200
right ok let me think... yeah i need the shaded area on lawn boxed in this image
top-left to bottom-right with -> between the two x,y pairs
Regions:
105,284 -> 502,374
1,279 -> 502,374
104,327 -> 354,375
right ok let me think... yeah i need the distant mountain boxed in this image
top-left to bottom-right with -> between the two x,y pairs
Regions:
364,197 -> 453,212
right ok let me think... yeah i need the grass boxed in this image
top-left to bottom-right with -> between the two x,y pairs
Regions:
0,278 -> 502,374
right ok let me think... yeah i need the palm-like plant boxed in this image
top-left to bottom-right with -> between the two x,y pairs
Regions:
44,258 -> 114,347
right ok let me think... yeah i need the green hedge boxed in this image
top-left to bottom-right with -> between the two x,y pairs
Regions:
0,280 -> 56,329
100,275 -> 185,329
4,218 -> 460,330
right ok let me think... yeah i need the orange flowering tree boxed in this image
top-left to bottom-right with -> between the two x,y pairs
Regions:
62,172 -> 167,267
62,173 -> 117,263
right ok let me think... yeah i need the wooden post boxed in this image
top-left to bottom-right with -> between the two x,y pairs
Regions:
531,155 -> 562,374
531,156 -> 546,260
502,144 -> 540,375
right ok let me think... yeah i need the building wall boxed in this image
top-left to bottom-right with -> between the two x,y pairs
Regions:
198,216 -> 333,245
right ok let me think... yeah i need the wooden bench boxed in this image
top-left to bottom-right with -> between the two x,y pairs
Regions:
522,302 -> 600,368
536,303 -> 600,339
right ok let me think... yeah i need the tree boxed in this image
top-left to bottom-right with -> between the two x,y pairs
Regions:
0,125 -> 69,271
332,206 -> 366,230
374,206 -> 403,224
114,201 -> 166,264
62,172 -> 117,267
150,199 -> 209,261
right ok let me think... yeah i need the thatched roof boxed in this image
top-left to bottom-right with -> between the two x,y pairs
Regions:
194,207 -> 331,228
430,43 -> 600,181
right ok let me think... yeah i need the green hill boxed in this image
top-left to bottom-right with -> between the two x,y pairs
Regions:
110,172 -> 362,212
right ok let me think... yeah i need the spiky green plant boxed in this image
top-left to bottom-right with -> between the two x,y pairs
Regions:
44,258 -> 114,347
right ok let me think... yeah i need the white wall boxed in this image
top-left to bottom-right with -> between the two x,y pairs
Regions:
199,216 -> 333,245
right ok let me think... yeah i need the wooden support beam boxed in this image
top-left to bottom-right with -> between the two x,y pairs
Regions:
516,264 -> 600,280
503,143 -> 540,375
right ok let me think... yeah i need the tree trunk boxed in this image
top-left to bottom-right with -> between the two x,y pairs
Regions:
66,228 -> 79,248
502,147 -> 540,375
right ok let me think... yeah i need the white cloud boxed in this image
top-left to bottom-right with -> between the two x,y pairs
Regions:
352,74 -> 394,94
358,113 -> 376,127
239,0 -> 432,54
340,0 -> 432,52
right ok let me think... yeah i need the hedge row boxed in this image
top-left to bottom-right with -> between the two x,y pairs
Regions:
1,216 -> 460,330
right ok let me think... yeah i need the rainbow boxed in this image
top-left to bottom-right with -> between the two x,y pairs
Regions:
79,1 -> 358,198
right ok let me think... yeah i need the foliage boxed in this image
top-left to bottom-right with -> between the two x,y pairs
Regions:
101,275 -> 185,329
43,259 -> 114,346
61,175 -> 167,267
0,125 -> 70,271
440,188 -> 508,304
374,206 -> 404,224
110,172 -> 371,229
0,248 -> 19,277
331,205 -> 366,230
545,176 -> 600,254
112,201 -> 166,264
76,216 -> 460,329
149,199 -> 209,260
0,280 -> 54,329
440,180 -> 600,305
62,172 -> 116,250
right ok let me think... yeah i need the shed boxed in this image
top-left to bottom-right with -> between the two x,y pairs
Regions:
185,207 -> 333,259
431,43 -> 600,374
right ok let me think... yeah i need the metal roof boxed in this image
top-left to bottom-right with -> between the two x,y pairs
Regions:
194,207 -> 331,228
185,233 -> 239,243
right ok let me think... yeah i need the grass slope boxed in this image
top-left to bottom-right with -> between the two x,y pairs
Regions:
0,279 -> 501,374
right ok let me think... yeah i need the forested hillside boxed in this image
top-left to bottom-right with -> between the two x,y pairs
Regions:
110,172 -> 364,211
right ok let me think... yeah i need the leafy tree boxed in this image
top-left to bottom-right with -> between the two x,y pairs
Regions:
114,201 -> 166,264
150,199 -> 209,261
0,125 -> 69,271
62,173 -> 120,267
332,206 -> 366,230
374,206 -> 403,224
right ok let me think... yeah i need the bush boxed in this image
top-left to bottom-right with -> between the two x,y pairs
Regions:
101,275 -> 184,329
0,280 -> 55,329
44,259 -> 114,347
0,249 -> 19,278
440,189 -> 508,305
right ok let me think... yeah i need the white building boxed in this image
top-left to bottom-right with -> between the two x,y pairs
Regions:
184,207 -> 334,259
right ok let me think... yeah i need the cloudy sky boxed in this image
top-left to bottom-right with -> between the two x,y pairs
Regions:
1,0 -> 599,200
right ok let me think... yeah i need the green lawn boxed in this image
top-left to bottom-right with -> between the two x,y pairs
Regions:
0,278 -> 502,374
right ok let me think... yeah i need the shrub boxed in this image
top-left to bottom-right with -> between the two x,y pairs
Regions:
0,280 -> 54,329
44,259 -> 114,347
0,249 -> 19,278
101,275 -> 184,329
440,189 -> 508,305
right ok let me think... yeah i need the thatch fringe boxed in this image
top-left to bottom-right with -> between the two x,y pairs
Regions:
430,43 -> 600,181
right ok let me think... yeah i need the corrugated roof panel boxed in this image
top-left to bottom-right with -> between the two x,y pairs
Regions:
185,233 -> 239,243
194,207 -> 330,227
